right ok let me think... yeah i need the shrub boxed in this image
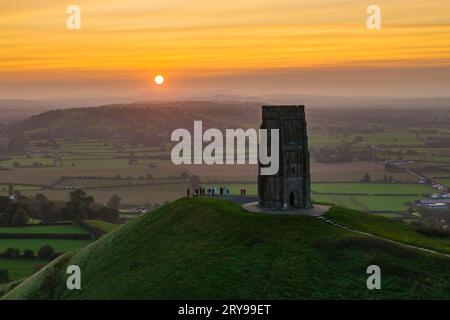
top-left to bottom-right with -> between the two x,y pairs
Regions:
38,245 -> 55,260
2,247 -> 20,259
22,249 -> 35,259
95,206 -> 120,223
76,220 -> 104,239
11,209 -> 29,225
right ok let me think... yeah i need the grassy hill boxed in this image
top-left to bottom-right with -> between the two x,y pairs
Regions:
3,198 -> 450,299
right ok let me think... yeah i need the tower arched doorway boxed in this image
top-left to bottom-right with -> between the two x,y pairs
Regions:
289,192 -> 295,207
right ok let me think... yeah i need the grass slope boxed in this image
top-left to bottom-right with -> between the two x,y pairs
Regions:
0,280 -> 22,297
82,220 -> 119,233
4,198 -> 450,300
325,207 -> 450,254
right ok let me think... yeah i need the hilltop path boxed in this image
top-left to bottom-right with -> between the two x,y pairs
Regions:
316,216 -> 450,259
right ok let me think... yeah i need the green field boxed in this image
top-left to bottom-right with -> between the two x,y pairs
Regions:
5,198 -> 450,300
313,194 -> 419,212
0,259 -> 47,281
0,225 -> 89,235
311,183 -> 432,195
59,158 -> 133,169
356,131 -> 420,146
0,158 -> 54,169
309,135 -> 349,146
0,239 -> 91,252
310,162 -> 417,183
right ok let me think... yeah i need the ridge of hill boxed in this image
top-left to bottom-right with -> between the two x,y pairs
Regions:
5,101 -> 261,140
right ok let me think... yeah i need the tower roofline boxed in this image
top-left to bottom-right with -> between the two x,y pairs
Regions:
262,105 -> 305,109
261,105 -> 306,121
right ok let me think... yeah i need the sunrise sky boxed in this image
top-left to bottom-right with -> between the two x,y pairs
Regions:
1,0 -> 450,100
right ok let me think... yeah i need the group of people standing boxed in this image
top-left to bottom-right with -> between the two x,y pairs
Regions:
186,186 -> 230,197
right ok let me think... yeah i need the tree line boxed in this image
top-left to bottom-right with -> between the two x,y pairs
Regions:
0,190 -> 122,225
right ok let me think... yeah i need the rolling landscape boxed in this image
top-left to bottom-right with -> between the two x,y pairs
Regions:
1,100 -> 450,299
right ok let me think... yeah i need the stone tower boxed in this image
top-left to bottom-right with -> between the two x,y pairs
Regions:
258,105 -> 312,209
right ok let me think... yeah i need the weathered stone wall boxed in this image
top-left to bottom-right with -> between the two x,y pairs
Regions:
258,105 -> 312,209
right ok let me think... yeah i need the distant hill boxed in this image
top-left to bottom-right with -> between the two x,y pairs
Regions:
5,101 -> 261,142
4,198 -> 450,299
6,99 -> 450,143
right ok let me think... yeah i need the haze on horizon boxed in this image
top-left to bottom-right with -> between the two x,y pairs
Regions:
1,0 -> 450,102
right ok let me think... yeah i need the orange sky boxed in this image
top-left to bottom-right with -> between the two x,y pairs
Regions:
1,0 -> 450,100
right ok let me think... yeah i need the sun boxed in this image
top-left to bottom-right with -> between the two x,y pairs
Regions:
154,75 -> 165,85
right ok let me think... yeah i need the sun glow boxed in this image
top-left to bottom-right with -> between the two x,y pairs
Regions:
154,75 -> 165,85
